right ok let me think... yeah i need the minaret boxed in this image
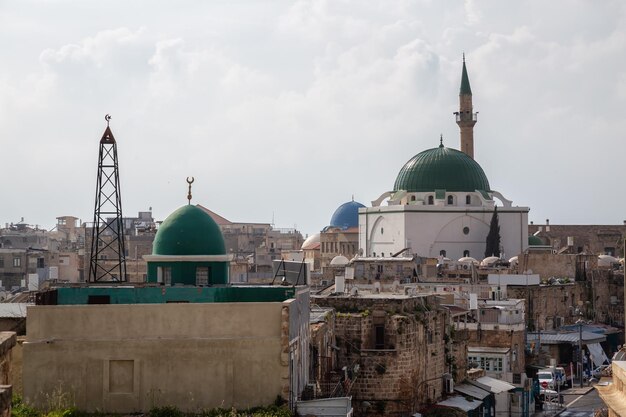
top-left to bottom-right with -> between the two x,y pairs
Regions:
455,54 -> 477,159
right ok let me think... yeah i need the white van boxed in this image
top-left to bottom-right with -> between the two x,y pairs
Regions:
537,369 -> 556,390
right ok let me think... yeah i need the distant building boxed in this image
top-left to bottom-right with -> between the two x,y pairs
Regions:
529,220 -> 626,256
197,205 -> 304,278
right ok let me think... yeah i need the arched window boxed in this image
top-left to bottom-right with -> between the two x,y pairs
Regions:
463,250 -> 470,257
466,195 -> 471,205
428,195 -> 434,205
447,195 -> 454,205
439,250 -> 446,257
411,195 -> 416,201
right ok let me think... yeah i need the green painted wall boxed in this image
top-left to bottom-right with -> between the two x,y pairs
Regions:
54,286 -> 296,305
146,261 -> 228,285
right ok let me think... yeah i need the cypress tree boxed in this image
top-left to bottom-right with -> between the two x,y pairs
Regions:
485,206 -> 501,258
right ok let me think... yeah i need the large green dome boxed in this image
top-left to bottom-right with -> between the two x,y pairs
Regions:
153,205 -> 226,256
394,145 -> 491,192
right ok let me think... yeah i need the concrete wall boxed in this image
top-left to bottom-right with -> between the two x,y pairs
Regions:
24,302 -> 293,412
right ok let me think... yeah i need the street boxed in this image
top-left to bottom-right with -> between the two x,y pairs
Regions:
532,383 -> 606,417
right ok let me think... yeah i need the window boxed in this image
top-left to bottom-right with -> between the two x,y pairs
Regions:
380,227 -> 384,235
447,195 -> 454,205
377,265 -> 383,273
439,250 -> 446,257
0,258 -> 3,268
37,258 -> 44,268
463,250 -> 470,257
375,325 -> 385,349
466,195 -> 471,204
196,267 -> 209,286
428,196 -> 434,205
605,247 -> 616,256
13,257 -> 21,267
410,196 -> 416,201
468,355 -> 503,372
157,266 -> 172,285
463,227 -> 470,235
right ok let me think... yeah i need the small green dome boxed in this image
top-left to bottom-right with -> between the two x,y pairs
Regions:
153,205 -> 226,256
528,235 -> 544,246
394,145 -> 491,192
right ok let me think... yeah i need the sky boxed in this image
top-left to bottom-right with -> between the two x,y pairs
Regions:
2,0 -> 626,238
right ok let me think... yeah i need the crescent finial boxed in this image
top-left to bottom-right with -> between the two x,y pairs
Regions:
186,177 -> 195,205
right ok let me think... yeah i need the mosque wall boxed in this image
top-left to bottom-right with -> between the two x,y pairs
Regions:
360,207 -> 528,261
23,302 -> 299,412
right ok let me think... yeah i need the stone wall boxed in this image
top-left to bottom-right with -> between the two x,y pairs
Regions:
528,223 -> 626,255
313,294 -> 447,416
507,283 -> 585,330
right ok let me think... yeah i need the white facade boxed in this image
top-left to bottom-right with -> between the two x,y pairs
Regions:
359,190 -> 529,260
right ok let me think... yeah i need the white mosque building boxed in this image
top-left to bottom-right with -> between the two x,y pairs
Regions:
358,58 -> 529,261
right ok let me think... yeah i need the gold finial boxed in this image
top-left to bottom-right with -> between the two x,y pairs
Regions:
186,177 -> 195,205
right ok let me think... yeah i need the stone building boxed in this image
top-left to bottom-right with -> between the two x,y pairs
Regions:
312,292 -> 449,416
528,221 -> 626,256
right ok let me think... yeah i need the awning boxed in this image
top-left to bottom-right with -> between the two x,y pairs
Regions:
471,376 -> 516,393
454,383 -> 491,400
437,396 -> 482,412
587,342 -> 610,367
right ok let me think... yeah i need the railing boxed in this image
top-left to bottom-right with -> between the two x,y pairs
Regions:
455,111 -> 478,122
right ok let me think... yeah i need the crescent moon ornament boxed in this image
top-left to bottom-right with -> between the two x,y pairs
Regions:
186,177 -> 195,205
105,114 -> 112,126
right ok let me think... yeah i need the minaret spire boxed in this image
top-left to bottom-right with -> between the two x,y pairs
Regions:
455,55 -> 477,159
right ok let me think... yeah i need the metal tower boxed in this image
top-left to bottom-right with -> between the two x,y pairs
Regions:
88,115 -> 127,282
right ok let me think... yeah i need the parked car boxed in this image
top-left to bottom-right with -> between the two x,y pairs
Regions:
592,364 -> 611,379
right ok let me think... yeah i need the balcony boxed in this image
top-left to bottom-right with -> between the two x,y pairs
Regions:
455,111 -> 478,122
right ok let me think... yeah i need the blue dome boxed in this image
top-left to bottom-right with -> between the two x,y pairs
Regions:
329,201 -> 365,229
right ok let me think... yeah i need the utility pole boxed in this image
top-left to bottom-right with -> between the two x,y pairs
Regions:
578,316 -> 584,388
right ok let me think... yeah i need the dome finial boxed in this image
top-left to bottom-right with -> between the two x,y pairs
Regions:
462,52 -> 465,63
186,177 -> 195,205
352,194 -> 354,202
439,134 -> 444,148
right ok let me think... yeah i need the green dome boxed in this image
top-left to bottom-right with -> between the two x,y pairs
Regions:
153,205 -> 226,256
528,235 -> 544,246
394,145 -> 491,192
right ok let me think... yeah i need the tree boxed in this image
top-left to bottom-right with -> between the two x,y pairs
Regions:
485,206 -> 501,258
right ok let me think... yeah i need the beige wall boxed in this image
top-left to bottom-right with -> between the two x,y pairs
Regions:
24,303 -> 290,412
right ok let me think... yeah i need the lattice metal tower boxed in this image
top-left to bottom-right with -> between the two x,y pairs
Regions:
88,115 -> 127,282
